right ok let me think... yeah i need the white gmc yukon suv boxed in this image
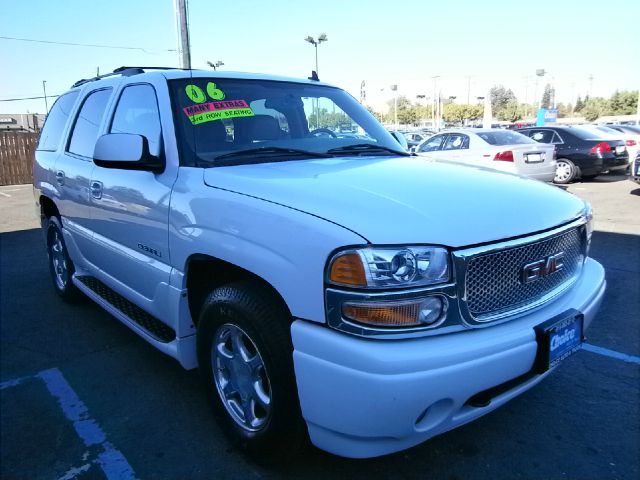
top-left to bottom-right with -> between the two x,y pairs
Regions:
33,67 -> 606,459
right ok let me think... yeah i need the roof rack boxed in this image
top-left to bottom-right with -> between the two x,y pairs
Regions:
71,66 -> 183,88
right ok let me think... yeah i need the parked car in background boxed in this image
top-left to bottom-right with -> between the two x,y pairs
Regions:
580,125 -> 639,168
414,129 -> 556,182
600,124 -> 640,167
401,131 -> 429,150
518,126 -> 629,183
632,152 -> 640,184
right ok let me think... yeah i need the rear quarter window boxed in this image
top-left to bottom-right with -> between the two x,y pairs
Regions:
36,91 -> 79,151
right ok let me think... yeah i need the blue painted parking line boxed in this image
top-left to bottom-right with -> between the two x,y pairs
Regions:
1,368 -> 136,480
582,343 -> 640,365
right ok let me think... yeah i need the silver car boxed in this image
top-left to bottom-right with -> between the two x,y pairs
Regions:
415,129 -> 556,182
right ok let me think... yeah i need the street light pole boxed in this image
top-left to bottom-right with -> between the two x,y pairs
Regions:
42,80 -> 48,114
304,33 -> 327,75
304,34 -> 327,129
535,68 -> 546,110
207,60 -> 224,70
431,76 -> 439,130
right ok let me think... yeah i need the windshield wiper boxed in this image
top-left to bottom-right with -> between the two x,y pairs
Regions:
213,147 -> 333,166
326,143 -> 409,156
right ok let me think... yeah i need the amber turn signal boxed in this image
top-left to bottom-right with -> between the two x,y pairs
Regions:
329,252 -> 367,287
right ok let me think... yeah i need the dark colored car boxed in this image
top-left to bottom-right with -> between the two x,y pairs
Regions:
518,126 -> 629,184
633,151 -> 640,184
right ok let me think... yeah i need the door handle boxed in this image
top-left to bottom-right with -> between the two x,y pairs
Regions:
55,170 -> 65,186
90,180 -> 103,199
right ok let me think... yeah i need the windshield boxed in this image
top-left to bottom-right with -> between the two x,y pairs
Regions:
170,77 -> 404,166
477,130 -> 538,145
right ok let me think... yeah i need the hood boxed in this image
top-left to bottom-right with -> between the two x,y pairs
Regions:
203,157 -> 586,247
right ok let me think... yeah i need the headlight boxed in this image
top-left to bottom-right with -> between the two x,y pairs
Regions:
328,246 -> 450,289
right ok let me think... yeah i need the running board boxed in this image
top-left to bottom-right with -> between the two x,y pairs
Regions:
75,276 -> 176,343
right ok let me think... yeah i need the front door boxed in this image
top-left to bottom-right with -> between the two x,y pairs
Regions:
86,82 -> 176,301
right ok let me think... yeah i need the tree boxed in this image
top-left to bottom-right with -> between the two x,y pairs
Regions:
442,104 -> 484,125
495,102 -> 523,122
308,108 -> 351,130
607,90 -> 638,115
490,85 -> 517,113
541,83 -> 554,109
574,96 -> 584,112
366,105 -> 384,122
556,102 -> 572,118
582,104 -> 600,122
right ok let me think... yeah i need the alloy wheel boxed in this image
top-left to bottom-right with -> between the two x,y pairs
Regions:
212,324 -> 272,432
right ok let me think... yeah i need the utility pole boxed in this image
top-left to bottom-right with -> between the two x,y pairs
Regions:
175,0 -> 191,69
467,76 -> 471,104
42,80 -> 48,114
588,74 -> 594,97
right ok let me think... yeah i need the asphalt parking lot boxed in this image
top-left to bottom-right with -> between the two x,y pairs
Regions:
1,176 -> 639,480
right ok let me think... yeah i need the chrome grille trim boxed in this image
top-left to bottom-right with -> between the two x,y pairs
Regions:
452,218 -> 588,326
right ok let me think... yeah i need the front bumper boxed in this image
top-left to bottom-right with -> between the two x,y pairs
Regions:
292,258 -> 605,458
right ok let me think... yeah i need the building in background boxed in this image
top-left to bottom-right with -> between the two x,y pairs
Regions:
0,114 -> 45,132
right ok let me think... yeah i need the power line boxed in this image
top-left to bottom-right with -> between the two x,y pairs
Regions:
0,94 -> 61,102
0,35 -> 176,54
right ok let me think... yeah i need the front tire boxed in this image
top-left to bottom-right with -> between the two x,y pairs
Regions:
554,158 -> 576,184
196,281 -> 306,459
46,216 -> 80,302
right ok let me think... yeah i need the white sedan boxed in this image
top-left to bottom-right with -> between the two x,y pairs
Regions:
415,129 -> 556,182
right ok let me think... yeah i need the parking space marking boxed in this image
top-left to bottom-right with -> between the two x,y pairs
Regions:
583,343 -> 640,365
0,191 -> 11,197
1,368 -> 136,480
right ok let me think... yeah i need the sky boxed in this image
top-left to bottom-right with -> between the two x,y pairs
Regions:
1,0 -> 639,115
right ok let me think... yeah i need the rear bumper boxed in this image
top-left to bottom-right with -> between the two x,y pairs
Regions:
292,258 -> 605,458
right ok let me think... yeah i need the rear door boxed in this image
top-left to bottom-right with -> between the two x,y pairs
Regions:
55,88 -> 113,263
86,80 -> 178,302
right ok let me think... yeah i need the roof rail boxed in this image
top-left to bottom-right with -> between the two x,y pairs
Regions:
71,66 -> 183,88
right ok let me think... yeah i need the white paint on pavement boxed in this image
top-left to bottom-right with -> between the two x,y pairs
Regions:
1,368 -> 136,480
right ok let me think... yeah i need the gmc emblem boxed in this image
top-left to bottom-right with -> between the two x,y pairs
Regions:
521,252 -> 565,284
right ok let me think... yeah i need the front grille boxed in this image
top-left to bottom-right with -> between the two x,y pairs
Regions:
464,227 -> 584,320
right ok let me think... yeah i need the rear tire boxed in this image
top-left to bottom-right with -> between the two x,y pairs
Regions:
554,159 -> 576,184
196,281 -> 306,461
45,216 -> 81,302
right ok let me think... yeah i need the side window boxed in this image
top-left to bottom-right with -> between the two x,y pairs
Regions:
530,130 -> 554,143
110,85 -> 162,157
552,132 -> 564,143
419,134 -> 446,152
36,91 -> 79,151
68,89 -> 112,158
443,134 -> 469,150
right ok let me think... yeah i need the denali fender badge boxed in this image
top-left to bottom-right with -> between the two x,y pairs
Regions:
521,252 -> 565,284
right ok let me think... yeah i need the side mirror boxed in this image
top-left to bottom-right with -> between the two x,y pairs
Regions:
93,133 -> 164,172
389,131 -> 409,151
